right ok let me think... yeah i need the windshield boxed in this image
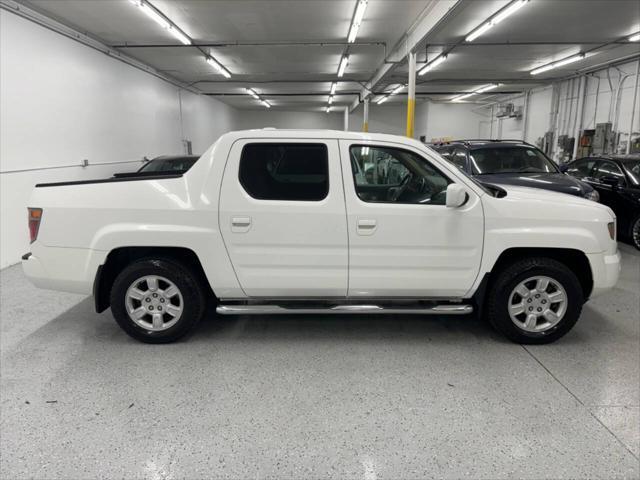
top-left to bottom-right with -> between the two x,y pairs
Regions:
139,158 -> 197,173
470,147 -> 559,175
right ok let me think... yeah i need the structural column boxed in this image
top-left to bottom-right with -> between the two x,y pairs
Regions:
344,107 -> 349,131
406,52 -> 417,138
572,75 -> 586,160
363,98 -> 370,132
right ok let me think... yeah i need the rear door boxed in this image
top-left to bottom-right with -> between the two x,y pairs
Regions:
219,139 -> 348,298
591,160 -> 626,216
340,140 -> 484,298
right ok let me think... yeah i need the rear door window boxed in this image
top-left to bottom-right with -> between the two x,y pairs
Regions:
567,159 -> 596,177
239,143 -> 329,201
592,160 -> 626,185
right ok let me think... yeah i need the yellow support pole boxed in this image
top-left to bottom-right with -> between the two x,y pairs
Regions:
406,52 -> 416,138
363,98 -> 369,132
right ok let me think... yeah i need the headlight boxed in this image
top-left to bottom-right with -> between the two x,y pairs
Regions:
584,189 -> 600,202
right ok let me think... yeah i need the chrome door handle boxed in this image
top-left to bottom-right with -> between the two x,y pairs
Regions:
231,216 -> 252,232
357,219 -> 377,236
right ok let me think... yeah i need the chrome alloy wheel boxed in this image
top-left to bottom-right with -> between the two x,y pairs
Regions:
508,276 -> 567,333
125,275 -> 183,331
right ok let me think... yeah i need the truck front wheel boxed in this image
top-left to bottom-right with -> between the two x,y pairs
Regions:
486,257 -> 584,344
110,258 -> 205,343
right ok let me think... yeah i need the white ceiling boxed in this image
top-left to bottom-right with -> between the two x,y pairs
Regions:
22,0 -> 640,111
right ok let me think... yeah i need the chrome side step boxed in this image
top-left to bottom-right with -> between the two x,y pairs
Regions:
216,304 -> 473,315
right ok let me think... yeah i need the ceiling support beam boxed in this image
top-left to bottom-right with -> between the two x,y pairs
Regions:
201,91 -> 523,97
349,0 -> 463,111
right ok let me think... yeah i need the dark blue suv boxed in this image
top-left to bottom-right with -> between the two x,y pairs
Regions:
431,140 -> 599,202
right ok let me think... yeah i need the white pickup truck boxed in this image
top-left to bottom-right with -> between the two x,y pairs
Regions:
22,130 -> 621,344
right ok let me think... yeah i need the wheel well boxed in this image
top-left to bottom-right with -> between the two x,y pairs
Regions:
94,247 -> 214,313
487,248 -> 593,300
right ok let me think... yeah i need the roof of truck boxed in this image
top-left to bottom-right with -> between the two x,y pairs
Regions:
221,129 -> 427,146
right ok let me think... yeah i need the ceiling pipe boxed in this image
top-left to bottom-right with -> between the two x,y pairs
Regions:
112,41 -> 387,48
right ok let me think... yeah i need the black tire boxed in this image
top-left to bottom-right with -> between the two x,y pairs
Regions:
486,257 -> 584,344
630,216 -> 640,251
110,258 -> 206,343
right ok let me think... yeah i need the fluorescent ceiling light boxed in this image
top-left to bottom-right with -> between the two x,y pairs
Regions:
139,3 -> 171,30
338,55 -> 349,78
628,33 -> 640,42
169,27 -> 191,45
418,54 -> 447,76
475,83 -> 500,93
376,95 -> 389,105
328,96 -> 334,105
452,92 -> 475,102
465,0 -> 529,42
130,1 -> 193,45
206,56 -> 231,78
530,53 -> 585,75
261,100 -> 271,108
492,0 -> 528,25
465,22 -> 493,42
326,106 -> 332,113
330,82 -> 337,95
246,88 -> 260,99
451,83 -> 501,102
390,84 -> 405,95
348,0 -> 368,43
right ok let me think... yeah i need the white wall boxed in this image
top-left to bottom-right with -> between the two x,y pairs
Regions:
477,59 -> 640,160
0,10 -> 238,268
235,109 -> 343,130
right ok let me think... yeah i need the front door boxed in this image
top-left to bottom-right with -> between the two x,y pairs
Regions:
219,139 -> 348,298
340,141 -> 484,298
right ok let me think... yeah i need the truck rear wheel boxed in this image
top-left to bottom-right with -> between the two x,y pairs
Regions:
110,258 -> 205,343
486,257 -> 584,344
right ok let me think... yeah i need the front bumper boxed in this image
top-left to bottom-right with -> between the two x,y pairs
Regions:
586,250 -> 621,298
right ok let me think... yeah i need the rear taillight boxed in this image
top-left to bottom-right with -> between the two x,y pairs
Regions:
28,208 -> 42,243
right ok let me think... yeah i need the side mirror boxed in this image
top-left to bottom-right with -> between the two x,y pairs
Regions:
600,175 -> 620,187
559,164 -> 569,173
446,183 -> 468,208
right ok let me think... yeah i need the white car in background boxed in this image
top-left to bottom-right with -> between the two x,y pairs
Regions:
22,130 -> 620,344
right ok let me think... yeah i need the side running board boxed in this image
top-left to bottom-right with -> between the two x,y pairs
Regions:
216,304 -> 473,315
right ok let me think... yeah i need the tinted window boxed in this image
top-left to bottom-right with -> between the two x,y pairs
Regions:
624,161 -> 640,185
350,145 -> 451,205
140,158 -> 197,173
239,143 -> 329,201
593,160 -> 625,184
567,159 -> 596,177
437,146 -> 453,159
469,147 -> 558,175
451,148 -> 468,171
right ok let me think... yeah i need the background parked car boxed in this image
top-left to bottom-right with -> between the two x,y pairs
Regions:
431,140 -> 599,201
114,155 -> 199,178
561,155 -> 640,249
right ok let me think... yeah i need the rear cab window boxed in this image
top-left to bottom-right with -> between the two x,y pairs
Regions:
239,143 -> 329,201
